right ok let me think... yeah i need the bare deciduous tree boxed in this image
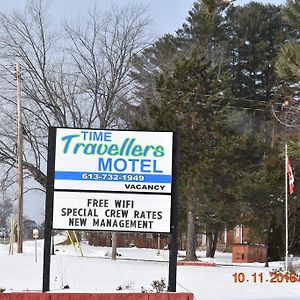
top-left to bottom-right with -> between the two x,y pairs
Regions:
0,0 -> 151,190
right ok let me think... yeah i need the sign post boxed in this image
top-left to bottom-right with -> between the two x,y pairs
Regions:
43,128 -> 178,292
43,127 -> 56,292
168,133 -> 179,292
33,229 -> 39,263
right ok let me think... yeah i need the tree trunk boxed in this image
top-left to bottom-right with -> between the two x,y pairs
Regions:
111,232 -> 117,260
206,231 -> 219,258
186,200 -> 197,261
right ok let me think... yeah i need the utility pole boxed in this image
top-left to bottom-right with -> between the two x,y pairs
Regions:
16,63 -> 23,254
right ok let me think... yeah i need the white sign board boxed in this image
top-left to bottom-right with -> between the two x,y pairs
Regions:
33,229 -> 39,239
54,129 -> 173,193
51,128 -> 174,233
53,191 -> 171,232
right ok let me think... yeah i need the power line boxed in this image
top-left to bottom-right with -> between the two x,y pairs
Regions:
143,91 -> 285,112
211,103 -> 278,113
147,89 -> 284,105
150,95 -> 282,113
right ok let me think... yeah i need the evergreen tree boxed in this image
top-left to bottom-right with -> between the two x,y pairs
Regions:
274,0 -> 300,255
143,51 -> 266,258
128,35 -> 184,127
129,1 -> 295,258
178,0 -> 229,74
225,3 -> 288,102
0,193 -> 13,232
23,217 -> 38,240
152,52 -> 227,259
275,0 -> 300,81
176,3 -> 291,254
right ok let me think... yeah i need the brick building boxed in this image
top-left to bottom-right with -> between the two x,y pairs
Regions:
86,224 -> 259,252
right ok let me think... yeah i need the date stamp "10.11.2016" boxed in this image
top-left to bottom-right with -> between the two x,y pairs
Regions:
233,272 -> 300,284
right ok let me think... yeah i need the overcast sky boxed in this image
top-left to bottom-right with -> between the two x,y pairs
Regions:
0,0 -> 285,223
1,0 -> 285,38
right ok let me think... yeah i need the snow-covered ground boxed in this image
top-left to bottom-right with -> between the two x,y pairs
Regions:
0,235 -> 300,300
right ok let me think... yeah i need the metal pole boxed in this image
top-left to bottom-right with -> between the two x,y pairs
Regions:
43,127 -> 56,292
51,235 -> 55,255
16,63 -> 23,254
285,142 -> 288,272
168,132 -> 179,292
35,238 -> 37,263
